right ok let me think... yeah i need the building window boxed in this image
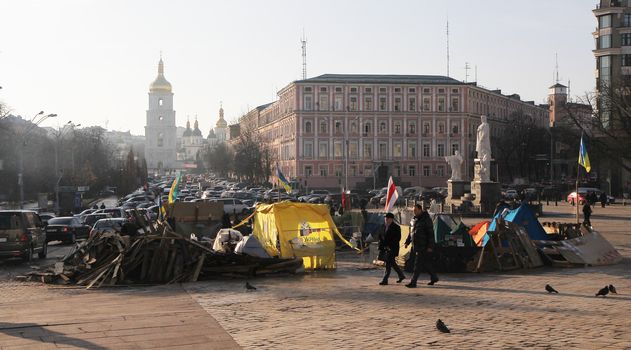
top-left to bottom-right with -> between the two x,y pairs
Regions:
334,95 -> 343,111
423,88 -> 431,94
600,34 -> 612,49
305,121 -> 312,133
451,97 -> 459,112
157,133 -> 164,147
320,120 -> 327,133
423,165 -> 431,177
451,88 -> 459,94
394,143 -> 402,157
423,143 -> 431,157
438,97 -> 446,112
334,142 -> 343,158
304,165 -> 313,176
408,122 -> 416,135
379,96 -> 387,111
159,116 -> 164,121
438,88 -> 445,94
304,95 -> 313,110
423,122 -> 430,135
625,14 -> 631,27
623,54 -> 631,66
379,87 -> 387,93
379,121 -> 387,133
159,99 -> 163,106
451,143 -> 459,155
394,122 -> 401,134
438,122 -> 445,134
622,33 -> 631,46
319,165 -> 328,177
408,142 -> 417,158
304,142 -> 313,157
351,122 -> 357,133
599,14 -> 611,29
349,142 -> 358,158
364,143 -> 372,158
437,143 -> 445,157
319,143 -> 328,159
334,165 -> 343,177
335,87 -> 342,93
350,87 -> 358,93
408,97 -> 416,111
423,97 -> 431,111
350,96 -> 358,111
436,165 -> 445,177
365,87 -> 372,93
409,166 -> 416,177
408,87 -> 416,93
364,96 -> 373,111
304,86 -> 312,92
452,123 -> 459,135
394,97 -> 402,111
319,95 -> 329,111
334,121 -> 342,134
364,122 -> 372,135
320,87 -> 328,92
379,143 -> 387,158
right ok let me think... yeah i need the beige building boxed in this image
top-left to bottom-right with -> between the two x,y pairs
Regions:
239,74 -> 548,191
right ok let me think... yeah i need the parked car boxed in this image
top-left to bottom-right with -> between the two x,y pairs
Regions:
81,213 -> 112,228
207,198 -> 251,214
94,208 -> 127,218
505,189 -> 519,200
90,218 -> 128,238
38,212 -> 56,226
0,210 -> 47,261
45,216 -> 91,243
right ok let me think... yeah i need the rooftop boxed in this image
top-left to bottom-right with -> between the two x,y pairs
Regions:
296,74 -> 462,85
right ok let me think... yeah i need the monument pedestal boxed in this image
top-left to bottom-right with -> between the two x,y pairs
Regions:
471,180 -> 501,213
447,180 -> 468,200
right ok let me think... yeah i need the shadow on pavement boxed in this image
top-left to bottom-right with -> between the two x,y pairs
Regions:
0,322 -> 107,350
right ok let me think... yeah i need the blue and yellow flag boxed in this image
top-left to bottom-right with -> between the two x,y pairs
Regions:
168,173 -> 181,203
276,165 -> 292,193
579,134 -> 591,173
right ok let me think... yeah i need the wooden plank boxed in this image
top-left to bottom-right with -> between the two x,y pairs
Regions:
189,253 -> 206,282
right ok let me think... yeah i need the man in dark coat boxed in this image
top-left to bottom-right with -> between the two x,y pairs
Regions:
583,202 -> 592,226
379,212 -> 405,285
600,192 -> 607,208
404,203 -> 439,288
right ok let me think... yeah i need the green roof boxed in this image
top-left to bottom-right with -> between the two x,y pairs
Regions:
297,74 -> 462,85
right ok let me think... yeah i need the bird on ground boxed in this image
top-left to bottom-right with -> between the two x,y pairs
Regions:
245,281 -> 257,291
596,286 -> 609,297
608,284 -> 618,294
545,284 -> 559,294
436,319 -> 450,333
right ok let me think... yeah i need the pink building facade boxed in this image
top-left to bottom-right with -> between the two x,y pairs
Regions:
238,74 -> 548,191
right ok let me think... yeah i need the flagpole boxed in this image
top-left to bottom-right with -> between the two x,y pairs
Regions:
576,160 -> 580,224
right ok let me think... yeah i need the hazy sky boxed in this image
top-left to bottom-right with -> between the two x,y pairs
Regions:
0,0 -> 596,135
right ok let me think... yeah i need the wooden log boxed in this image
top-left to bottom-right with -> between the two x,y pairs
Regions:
189,253 -> 206,282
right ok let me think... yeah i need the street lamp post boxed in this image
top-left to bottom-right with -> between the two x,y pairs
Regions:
54,121 -> 78,214
18,111 -> 56,208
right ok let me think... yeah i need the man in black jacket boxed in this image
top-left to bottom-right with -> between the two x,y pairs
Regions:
379,212 -> 405,285
404,203 -> 439,288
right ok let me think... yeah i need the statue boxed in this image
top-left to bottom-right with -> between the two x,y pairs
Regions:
444,150 -> 464,181
475,115 -> 492,182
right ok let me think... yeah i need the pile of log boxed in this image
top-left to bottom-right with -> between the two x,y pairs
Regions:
26,220 -> 303,288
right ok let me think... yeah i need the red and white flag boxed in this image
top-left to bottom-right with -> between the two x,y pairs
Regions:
384,176 -> 399,212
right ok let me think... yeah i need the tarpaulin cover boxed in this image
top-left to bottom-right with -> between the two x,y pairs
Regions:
488,203 -> 549,241
252,202 -> 337,269
468,221 -> 490,247
450,222 -> 476,247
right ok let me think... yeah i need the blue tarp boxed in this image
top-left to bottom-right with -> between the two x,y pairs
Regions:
487,202 -> 549,241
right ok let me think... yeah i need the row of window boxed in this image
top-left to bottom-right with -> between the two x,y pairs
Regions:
303,120 -> 460,135
598,14 -> 631,29
303,86 -> 459,95
303,164 -> 447,177
302,141 -> 459,159
302,95 -> 460,112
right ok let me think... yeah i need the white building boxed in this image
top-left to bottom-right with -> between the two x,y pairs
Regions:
181,117 -> 205,161
144,57 -> 177,171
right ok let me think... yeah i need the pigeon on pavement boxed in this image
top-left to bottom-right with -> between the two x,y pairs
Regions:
245,281 -> 257,291
545,284 -> 559,294
608,284 -> 618,294
596,286 -> 609,297
436,319 -> 450,333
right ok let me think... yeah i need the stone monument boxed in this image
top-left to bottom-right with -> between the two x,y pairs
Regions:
471,115 -> 501,212
445,150 -> 467,200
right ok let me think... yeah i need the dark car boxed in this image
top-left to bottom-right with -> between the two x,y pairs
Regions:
0,210 -> 47,262
419,190 -> 445,202
82,213 -> 112,228
45,216 -> 91,244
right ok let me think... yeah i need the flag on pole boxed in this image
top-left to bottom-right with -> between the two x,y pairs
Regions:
158,194 -> 165,220
384,176 -> 399,212
578,134 -> 591,173
276,165 -> 292,194
168,173 -> 181,204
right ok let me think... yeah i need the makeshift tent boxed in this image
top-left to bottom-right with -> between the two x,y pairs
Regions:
234,235 -> 270,258
212,229 -> 243,253
487,203 -> 549,241
252,201 -> 338,269
469,221 -> 491,247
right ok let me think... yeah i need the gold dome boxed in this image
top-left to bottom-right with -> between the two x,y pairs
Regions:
149,58 -> 172,93
216,105 -> 227,128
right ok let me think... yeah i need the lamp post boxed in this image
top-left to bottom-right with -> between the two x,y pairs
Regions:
344,106 -> 359,192
53,121 -> 78,214
18,111 -> 56,208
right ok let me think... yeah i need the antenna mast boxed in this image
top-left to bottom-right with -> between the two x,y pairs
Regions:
555,53 -> 560,84
446,18 -> 450,77
464,62 -> 470,83
301,30 -> 307,80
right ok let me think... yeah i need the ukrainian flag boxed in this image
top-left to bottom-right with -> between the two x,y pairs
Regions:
579,134 -> 591,173
276,165 -> 292,194
168,173 -> 181,203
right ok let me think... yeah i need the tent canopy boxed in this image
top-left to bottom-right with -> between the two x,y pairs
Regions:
488,203 -> 549,241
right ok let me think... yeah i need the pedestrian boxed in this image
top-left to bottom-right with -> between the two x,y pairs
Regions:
92,203 -> 98,210
599,192 -> 607,208
583,201 -> 592,227
99,202 -> 106,209
378,212 -> 405,285
404,203 -> 439,288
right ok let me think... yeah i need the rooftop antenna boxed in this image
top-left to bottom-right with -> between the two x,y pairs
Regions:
301,29 -> 307,80
475,65 -> 478,83
464,62 -> 470,83
555,52 -> 560,84
446,17 -> 450,77
568,79 -> 571,102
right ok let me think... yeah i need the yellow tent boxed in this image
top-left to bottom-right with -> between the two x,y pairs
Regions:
252,202 -> 338,269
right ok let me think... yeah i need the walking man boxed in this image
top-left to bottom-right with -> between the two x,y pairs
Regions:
583,201 -> 592,227
405,203 -> 439,288
379,212 -> 405,285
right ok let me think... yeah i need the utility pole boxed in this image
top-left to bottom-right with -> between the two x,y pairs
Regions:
19,111 -> 56,208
